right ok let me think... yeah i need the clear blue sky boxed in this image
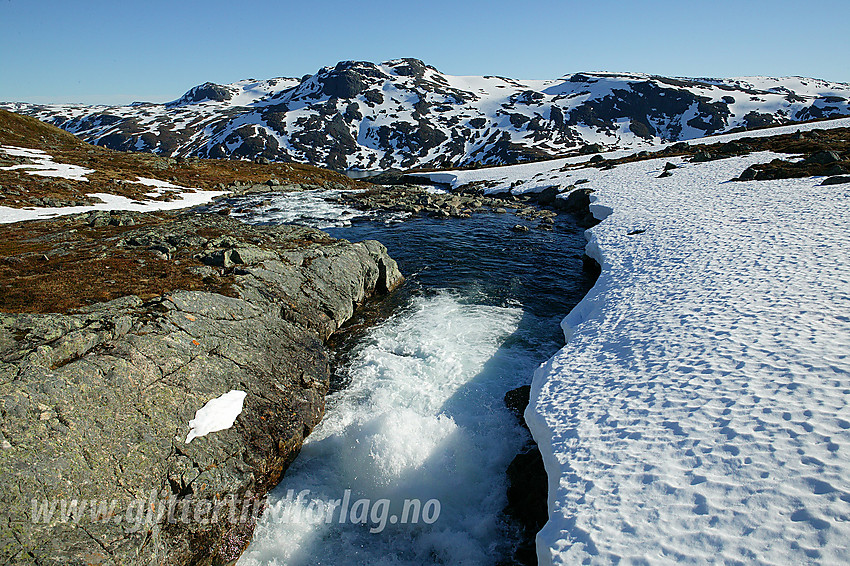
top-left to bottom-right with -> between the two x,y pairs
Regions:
1,0 -> 848,105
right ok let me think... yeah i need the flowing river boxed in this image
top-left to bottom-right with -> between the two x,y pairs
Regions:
218,192 -> 594,565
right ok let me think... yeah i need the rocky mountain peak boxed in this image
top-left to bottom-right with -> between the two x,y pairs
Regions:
385,58 -> 429,77
5,60 -> 849,171
169,82 -> 235,107
316,61 -> 386,99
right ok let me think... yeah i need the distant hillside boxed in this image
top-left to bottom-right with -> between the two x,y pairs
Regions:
0,108 -> 358,209
4,59 -> 850,171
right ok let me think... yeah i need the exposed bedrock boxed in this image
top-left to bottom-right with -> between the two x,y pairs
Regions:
0,210 -> 403,565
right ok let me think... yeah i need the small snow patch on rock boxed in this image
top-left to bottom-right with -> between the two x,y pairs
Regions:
185,390 -> 247,443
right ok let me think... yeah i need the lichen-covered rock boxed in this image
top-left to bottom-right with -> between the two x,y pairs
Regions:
0,210 -> 402,565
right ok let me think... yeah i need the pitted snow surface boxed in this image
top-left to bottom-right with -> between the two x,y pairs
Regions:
524,154 -> 850,564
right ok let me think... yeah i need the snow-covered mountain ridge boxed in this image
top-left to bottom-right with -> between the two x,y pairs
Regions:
4,59 -> 850,171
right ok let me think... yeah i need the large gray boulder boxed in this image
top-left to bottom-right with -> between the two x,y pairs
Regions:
0,210 -> 402,565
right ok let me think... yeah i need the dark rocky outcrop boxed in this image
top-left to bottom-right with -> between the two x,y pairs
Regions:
169,83 -> 234,107
553,187 -> 598,227
743,111 -> 778,129
822,175 -> 850,185
731,133 -> 850,182
529,185 -> 560,207
0,211 -> 403,565
506,448 -> 548,566
388,58 -> 427,78
319,68 -> 368,99
805,150 -> 842,165
328,183 -> 558,227
503,385 -> 549,566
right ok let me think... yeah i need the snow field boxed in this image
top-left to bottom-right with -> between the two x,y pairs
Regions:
416,119 -> 850,563
0,144 -> 94,181
519,154 -> 850,563
0,191 -> 228,224
418,116 -> 850,197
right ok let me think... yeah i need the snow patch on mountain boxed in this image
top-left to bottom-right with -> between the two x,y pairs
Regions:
1,144 -> 94,181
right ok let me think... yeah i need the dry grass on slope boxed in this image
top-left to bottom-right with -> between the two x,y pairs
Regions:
0,109 -> 362,209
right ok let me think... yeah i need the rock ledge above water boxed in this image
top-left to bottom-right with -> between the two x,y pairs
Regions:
0,210 -> 402,564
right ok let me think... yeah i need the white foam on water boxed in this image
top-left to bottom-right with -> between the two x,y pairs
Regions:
229,190 -> 371,229
239,291 -> 536,565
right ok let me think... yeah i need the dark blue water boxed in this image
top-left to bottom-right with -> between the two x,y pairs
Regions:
323,212 -> 595,376
327,212 -> 592,316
